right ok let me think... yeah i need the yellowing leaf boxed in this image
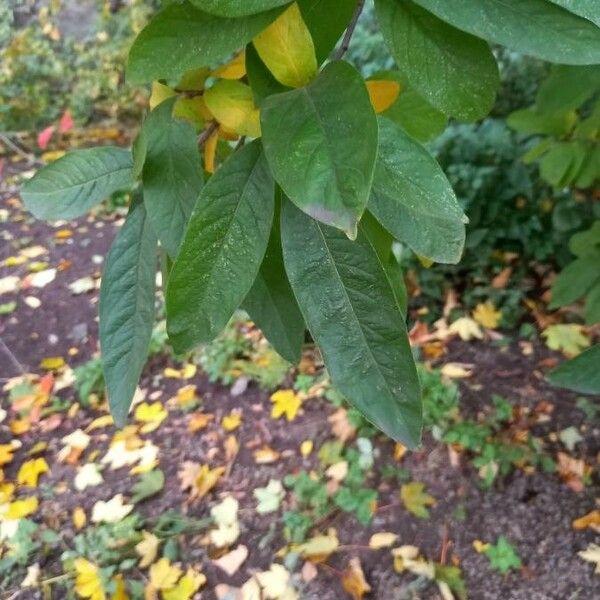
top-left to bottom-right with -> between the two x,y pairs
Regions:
187,412 -> 214,433
222,410 -> 242,432
472,539 -> 490,553
542,324 -> 590,356
136,531 -> 160,569
91,494 -> 133,524
204,80 -> 260,137
448,316 -> 484,341
17,458 -> 49,487
149,558 -> 182,590
111,575 -> 129,600
368,532 -> 399,550
204,126 -> 219,174
253,2 -> 317,88
149,81 -> 176,110
472,302 -> 502,329
366,80 -> 401,113
40,356 -> 65,370
2,496 -> 38,520
341,557 -> 371,600
270,389 -> 302,421
134,402 -> 168,433
212,51 -> 246,80
192,464 -> 225,500
400,482 -> 436,519
73,507 -> 87,530
162,568 -> 206,600
74,558 -> 105,600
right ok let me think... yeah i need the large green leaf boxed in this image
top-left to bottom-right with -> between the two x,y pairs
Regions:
297,0 -> 357,63
536,65 -> 600,113
369,117 -> 467,264
166,141 -> 274,353
243,201 -> 305,363
261,60 -> 378,239
412,0 -> 600,65
100,197 -> 157,426
548,344 -> 600,394
549,256 -> 600,308
585,280 -> 600,325
375,0 -> 498,121
193,0 -> 291,17
280,199 -> 422,447
21,147 -> 133,220
127,2 -> 282,83
140,99 -> 203,258
245,43 -> 288,106
548,1 -> 600,27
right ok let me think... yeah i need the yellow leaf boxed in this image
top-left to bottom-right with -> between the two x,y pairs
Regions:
542,324 -> 590,356
10,418 -> 31,435
472,302 -> 502,329
2,496 -> 38,520
0,482 -> 15,503
204,126 -> 219,174
255,564 -> 297,599
368,532 -> 398,550
440,362 -> 473,379
578,543 -> 600,574
111,575 -> 129,600
91,494 -> 134,524
149,558 -> 182,590
0,443 -> 15,466
341,557 -> 371,600
162,568 -> 206,600
73,507 -> 87,530
204,80 -> 261,137
212,51 -> 246,80
253,3 -> 317,88
254,446 -> 281,464
149,81 -> 176,110
173,385 -> 198,409
222,410 -> 242,432
163,364 -> 196,379
86,415 -> 115,432
366,80 -> 401,113
136,531 -> 160,569
40,356 -> 65,370
135,402 -> 168,433
448,316 -> 484,341
472,539 -> 490,553
270,389 -> 302,421
296,531 -> 339,561
194,464 -> 225,499
17,458 -> 49,487
300,440 -> 313,457
400,482 -> 436,519
187,412 -> 214,433
74,558 -> 105,600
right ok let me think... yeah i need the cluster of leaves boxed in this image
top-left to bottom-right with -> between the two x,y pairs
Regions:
1,0 -> 158,131
509,64 -> 600,189
20,0 -> 600,448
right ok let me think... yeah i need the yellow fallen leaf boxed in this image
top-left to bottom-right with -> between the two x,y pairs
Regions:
472,539 -> 490,553
193,464 -> 225,500
75,463 -> 104,491
440,363 -> 473,379
173,385 -> 198,409
136,531 -> 160,568
10,418 -> 31,435
162,568 -> 206,600
111,575 -> 128,600
0,443 -> 15,466
253,3 -> 317,88
448,316 -> 484,341
91,494 -> 133,524
210,496 -> 240,548
149,558 -> 182,590
300,440 -> 313,457
472,302 -> 502,329
164,364 -> 197,379
222,410 -> 242,432
296,531 -> 339,561
134,402 -> 168,433
204,80 -> 261,137
40,356 -> 65,370
366,80 -> 401,113
74,558 -> 104,600
400,482 -> 436,519
73,507 -> 87,530
187,412 -> 214,433
254,446 -> 281,464
573,510 -> 600,531
17,458 -> 49,487
0,482 -> 15,503
256,564 -> 297,600
270,389 -> 302,421
342,557 -> 371,600
368,532 -> 399,550
212,51 -> 246,80
579,543 -> 600,574
2,496 -> 38,520
86,415 -> 114,432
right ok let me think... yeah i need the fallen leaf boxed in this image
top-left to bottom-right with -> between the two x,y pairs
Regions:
1,496 -> 38,520
40,357 -> 65,370
136,531 -> 160,568
328,408 -> 356,442
270,389 -> 302,421
369,532 -> 399,550
188,412 -> 214,433
134,402 -> 168,432
542,324 -> 590,356
573,510 -> 600,532
296,531 -> 339,561
222,410 -> 242,432
472,302 -> 502,329
162,567 -> 206,600
149,557 -> 182,590
74,463 -> 103,491
400,482 -> 436,519
440,363 -> 473,379
28,268 -> 56,288
256,564 -> 298,600
341,557 -> 371,600
73,507 -> 87,530
211,496 -> 240,548
17,458 -> 49,487
579,543 -> 600,574
0,275 -> 20,295
91,494 -> 133,524
254,479 -> 285,514
254,446 -> 281,464
213,545 -> 249,576
74,558 -> 104,600
448,317 -> 483,341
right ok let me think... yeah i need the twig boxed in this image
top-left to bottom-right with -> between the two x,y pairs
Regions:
332,0 -> 365,61
0,336 -> 26,375
197,121 -> 219,147
0,133 -> 40,165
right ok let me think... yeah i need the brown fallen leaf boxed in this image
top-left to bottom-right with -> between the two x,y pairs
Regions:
328,408 -> 356,443
573,510 -> 600,532
341,557 -> 371,600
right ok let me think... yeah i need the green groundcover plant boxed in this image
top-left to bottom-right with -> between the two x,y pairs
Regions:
21,0 -> 600,447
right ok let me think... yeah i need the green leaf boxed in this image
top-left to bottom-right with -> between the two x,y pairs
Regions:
548,344 -> 600,394
549,256 -> 600,308
569,221 -> 600,257
507,108 -> 576,136
483,536 -> 522,574
539,142 -> 588,188
548,0 -> 600,26
140,99 -> 203,258
127,2 -> 282,84
21,147 -> 133,220
412,0 -> 600,65
131,470 -> 165,503
369,117 -> 466,264
280,199 -> 422,447
243,201 -> 305,363
166,141 -> 274,353
542,324 -> 590,356
297,0 -> 357,63
193,0 -> 291,17
261,60 -> 378,238
245,43 -> 288,106
100,197 -> 157,426
374,71 -> 448,143
535,65 -> 600,113
400,481 -> 436,518
375,0 -> 498,121
585,280 -> 600,325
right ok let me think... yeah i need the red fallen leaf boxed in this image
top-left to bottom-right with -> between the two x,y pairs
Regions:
409,320 -> 431,346
39,413 -> 63,432
39,373 -> 54,396
37,125 -> 55,150
58,110 -> 74,133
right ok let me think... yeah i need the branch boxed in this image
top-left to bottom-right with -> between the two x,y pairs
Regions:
332,0 -> 365,61
0,336 -> 26,375
197,121 -> 219,147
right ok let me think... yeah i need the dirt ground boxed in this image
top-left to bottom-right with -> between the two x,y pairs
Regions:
1,165 -> 600,600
